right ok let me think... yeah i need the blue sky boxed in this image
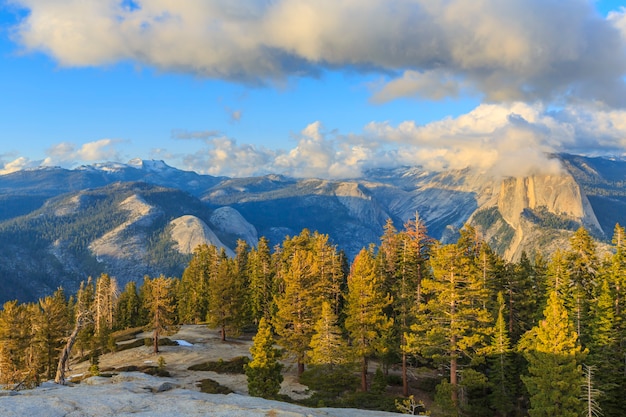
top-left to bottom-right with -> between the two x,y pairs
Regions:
2,0 -> 626,178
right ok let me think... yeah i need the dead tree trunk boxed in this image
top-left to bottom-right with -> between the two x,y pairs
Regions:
54,316 -> 84,385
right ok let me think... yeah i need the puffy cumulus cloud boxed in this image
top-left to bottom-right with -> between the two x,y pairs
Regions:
608,7 -> 626,40
42,138 -> 125,166
9,0 -> 626,105
182,136 -> 278,177
173,103 -> 626,179
178,122 -> 376,178
364,102 -> 626,177
364,103 -> 565,176
0,156 -> 40,175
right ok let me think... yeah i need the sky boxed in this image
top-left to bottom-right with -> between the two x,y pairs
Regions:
2,0 -> 626,179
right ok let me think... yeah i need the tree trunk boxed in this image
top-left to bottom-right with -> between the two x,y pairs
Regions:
450,354 -> 458,407
221,325 -> 226,342
402,351 -> 409,397
361,356 -> 368,392
297,360 -> 305,377
54,320 -> 81,385
153,327 -> 160,354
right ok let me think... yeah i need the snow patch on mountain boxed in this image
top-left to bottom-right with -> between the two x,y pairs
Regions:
127,158 -> 171,172
169,215 -> 234,257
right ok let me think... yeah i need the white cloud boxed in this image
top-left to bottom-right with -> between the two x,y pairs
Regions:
177,102 -> 626,179
182,136 -> 277,177
9,0 -> 626,106
0,156 -> 37,175
371,70 -> 462,102
43,139 -> 125,166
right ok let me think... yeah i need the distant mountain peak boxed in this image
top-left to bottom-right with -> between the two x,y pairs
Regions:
127,158 -> 171,172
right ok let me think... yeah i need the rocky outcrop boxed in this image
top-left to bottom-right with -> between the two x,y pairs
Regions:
89,195 -> 162,279
169,215 -> 234,257
209,207 -> 258,248
480,173 -> 603,260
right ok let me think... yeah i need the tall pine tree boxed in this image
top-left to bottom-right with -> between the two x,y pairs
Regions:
344,248 -> 393,392
519,291 -> 586,417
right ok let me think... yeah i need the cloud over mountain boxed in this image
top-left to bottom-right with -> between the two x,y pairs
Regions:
9,0 -> 626,106
166,103 -> 626,179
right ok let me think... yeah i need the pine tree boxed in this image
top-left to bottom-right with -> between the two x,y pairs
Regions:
307,301 -> 348,366
565,227 -> 599,347
407,233 -> 493,410
207,251 -> 246,341
487,293 -> 515,416
310,232 -> 345,319
30,289 -> 69,380
506,251 -> 543,343
115,281 -> 141,330
143,276 -> 177,354
274,249 -> 316,376
93,273 -> 118,351
93,273 -> 118,335
0,301 -> 31,385
177,244 -> 217,324
245,317 -> 283,399
247,237 -> 276,324
519,291 -> 586,417
587,275 -> 623,416
392,213 -> 433,396
344,248 -> 393,392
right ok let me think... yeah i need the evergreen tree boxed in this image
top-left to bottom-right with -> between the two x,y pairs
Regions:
30,289 -> 69,380
307,301 -> 348,366
587,275 -> 623,416
93,273 -> 118,335
0,301 -> 31,385
245,317 -> 283,399
565,227 -> 599,346
177,244 -> 217,324
487,293 -> 515,416
506,251 -> 543,343
247,237 -> 276,324
115,281 -> 141,330
519,291 -> 586,417
393,213 -> 433,396
93,273 -> 118,351
344,248 -> 393,392
274,249 -> 316,376
310,232 -> 345,319
207,251 -> 246,341
74,278 -> 95,359
143,276 -> 177,354
407,231 -> 493,410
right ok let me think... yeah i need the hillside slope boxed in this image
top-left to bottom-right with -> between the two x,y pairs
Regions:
0,154 -> 624,302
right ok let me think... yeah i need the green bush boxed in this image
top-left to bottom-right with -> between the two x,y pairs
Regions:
196,378 -> 233,394
188,356 -> 249,374
299,364 -> 359,398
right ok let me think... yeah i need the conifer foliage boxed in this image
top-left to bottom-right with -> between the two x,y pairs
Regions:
4,221 -> 626,416
245,317 -> 283,399
519,291 -> 586,417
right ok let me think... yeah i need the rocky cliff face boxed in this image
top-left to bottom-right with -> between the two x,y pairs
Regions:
169,215 -> 234,257
472,171 -> 604,260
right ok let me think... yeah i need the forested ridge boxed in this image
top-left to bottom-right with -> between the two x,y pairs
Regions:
1,215 -> 625,417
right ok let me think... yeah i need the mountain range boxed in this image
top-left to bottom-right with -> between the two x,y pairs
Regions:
0,154 -> 624,303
